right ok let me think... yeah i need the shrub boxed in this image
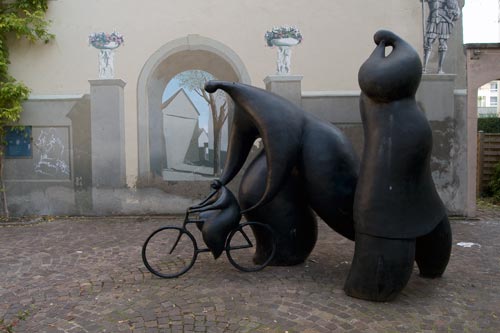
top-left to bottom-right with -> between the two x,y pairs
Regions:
478,117 -> 500,133
484,161 -> 500,201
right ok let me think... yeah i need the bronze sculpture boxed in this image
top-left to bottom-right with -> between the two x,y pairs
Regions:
188,180 -> 241,259
204,81 -> 359,265
343,30 -> 451,301
175,29 -> 452,302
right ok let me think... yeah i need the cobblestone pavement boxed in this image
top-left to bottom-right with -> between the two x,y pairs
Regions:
0,209 -> 499,333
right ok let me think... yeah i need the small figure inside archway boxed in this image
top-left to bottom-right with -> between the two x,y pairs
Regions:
422,0 -> 461,74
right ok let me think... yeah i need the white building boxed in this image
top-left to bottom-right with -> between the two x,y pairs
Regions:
478,81 -> 500,117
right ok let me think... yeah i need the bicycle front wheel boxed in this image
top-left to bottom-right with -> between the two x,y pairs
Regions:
226,222 -> 276,272
142,227 -> 197,278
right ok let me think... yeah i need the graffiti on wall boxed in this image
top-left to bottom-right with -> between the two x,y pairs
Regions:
34,128 -> 70,177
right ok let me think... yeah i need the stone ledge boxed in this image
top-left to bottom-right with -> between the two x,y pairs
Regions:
89,79 -> 127,87
421,74 -> 456,81
263,75 -> 303,84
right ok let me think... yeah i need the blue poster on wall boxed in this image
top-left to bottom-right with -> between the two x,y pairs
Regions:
5,126 -> 32,158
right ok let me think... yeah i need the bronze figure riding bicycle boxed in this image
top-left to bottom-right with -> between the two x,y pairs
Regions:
142,180 -> 276,278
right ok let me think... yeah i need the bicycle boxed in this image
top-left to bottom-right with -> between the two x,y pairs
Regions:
142,184 -> 276,279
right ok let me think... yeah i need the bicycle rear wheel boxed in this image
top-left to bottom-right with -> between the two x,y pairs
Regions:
142,227 -> 197,278
226,222 -> 276,272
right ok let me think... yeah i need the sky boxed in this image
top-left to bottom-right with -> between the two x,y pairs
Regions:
463,0 -> 499,43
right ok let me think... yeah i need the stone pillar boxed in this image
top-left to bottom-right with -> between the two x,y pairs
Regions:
89,79 -> 126,188
264,75 -> 303,107
416,74 -> 471,217
416,74 -> 456,119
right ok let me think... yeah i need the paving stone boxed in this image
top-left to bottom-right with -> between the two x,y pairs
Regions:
0,211 -> 499,332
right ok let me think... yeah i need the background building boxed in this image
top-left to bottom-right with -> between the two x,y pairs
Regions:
478,81 -> 500,117
5,1 -> 470,216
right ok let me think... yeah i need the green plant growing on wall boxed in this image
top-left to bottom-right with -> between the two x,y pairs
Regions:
0,0 -> 53,217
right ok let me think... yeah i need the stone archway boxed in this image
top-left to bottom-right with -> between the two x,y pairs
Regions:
466,43 -> 500,216
137,35 -> 251,181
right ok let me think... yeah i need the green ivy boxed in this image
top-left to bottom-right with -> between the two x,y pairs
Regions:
0,0 -> 53,217
0,0 -> 53,145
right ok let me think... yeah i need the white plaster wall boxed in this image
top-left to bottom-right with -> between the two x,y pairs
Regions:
8,0 -> 423,185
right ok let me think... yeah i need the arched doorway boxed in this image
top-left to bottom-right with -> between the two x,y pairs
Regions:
137,35 -> 251,181
466,44 -> 500,216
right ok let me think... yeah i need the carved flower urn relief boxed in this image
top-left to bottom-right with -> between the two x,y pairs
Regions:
89,31 -> 124,79
265,26 -> 302,75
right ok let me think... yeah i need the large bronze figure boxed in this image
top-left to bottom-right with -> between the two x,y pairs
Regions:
180,29 -> 451,302
204,81 -> 359,265
343,30 -> 452,301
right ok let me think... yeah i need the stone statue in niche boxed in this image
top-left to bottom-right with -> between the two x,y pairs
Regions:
343,30 -> 451,301
422,0 -> 461,74
204,80 -> 359,266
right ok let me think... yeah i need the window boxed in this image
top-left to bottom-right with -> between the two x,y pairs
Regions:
491,82 -> 498,92
5,126 -> 32,158
490,96 -> 498,106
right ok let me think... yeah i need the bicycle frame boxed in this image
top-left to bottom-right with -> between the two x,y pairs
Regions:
171,210 -> 212,256
181,210 -> 254,254
142,209 -> 276,279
